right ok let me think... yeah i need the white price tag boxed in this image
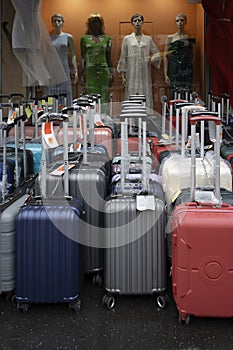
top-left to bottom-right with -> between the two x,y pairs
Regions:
136,195 -> 155,211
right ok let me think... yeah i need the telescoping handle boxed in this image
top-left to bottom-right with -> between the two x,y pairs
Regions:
119,109 -> 147,159
174,102 -> 198,151
189,115 -> 222,204
168,99 -> 188,143
13,112 -> 28,186
179,104 -> 206,157
73,98 -> 95,162
38,112 -> 69,198
0,122 -> 8,200
62,105 -> 84,153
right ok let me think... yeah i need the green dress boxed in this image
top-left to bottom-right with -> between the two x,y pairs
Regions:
80,35 -> 111,104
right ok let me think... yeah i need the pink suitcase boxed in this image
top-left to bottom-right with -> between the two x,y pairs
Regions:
171,114 -> 233,325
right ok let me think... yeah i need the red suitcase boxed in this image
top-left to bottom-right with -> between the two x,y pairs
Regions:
171,114 -> 233,325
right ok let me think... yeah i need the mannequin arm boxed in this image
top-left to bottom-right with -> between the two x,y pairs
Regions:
68,34 -> 78,84
164,36 -> 172,85
106,38 -> 113,86
120,72 -> 126,86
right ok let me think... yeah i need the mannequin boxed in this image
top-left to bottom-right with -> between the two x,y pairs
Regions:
11,0 -> 67,87
164,13 -> 195,99
80,13 -> 113,106
45,13 -> 78,106
117,13 -> 161,111
202,0 -> 233,108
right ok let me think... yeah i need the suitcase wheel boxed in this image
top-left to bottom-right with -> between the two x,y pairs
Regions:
156,293 -> 169,309
102,294 -> 115,309
68,298 -> 82,314
92,273 -> 103,287
178,313 -> 190,326
16,302 -> 29,313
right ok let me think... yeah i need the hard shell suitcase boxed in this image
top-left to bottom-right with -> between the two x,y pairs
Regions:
35,104 -> 109,281
171,115 -> 233,324
15,113 -> 84,312
102,120 -> 168,309
0,120 -> 34,298
159,109 -> 232,209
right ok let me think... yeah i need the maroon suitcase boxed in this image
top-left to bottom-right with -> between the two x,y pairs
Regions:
171,114 -> 233,325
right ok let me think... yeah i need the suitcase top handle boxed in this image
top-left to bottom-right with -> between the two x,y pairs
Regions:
169,99 -> 188,106
38,112 -> 69,124
189,115 -> 221,125
0,121 -> 8,130
62,105 -> 86,113
176,102 -> 197,109
0,102 -> 12,108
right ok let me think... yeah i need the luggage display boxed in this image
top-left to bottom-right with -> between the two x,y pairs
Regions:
171,115 -> 233,325
15,112 -> 84,312
102,118 -> 167,309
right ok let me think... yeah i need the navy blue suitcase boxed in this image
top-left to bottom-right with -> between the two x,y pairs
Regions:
15,197 -> 84,311
15,113 -> 84,312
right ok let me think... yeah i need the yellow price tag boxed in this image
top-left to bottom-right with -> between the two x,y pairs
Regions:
48,97 -> 53,106
25,106 -> 32,118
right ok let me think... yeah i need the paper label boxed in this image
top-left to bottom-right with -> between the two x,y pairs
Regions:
50,163 -> 75,176
42,122 -> 59,148
136,195 -> 155,211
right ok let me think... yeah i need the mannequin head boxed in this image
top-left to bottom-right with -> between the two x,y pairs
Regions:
175,13 -> 187,27
131,13 -> 144,24
131,13 -> 144,33
85,13 -> 105,36
51,13 -> 64,26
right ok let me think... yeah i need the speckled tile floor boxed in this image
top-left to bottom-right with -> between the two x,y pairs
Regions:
0,272 -> 233,350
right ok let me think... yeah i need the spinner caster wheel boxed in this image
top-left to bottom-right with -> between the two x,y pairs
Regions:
92,273 -> 103,287
102,294 -> 115,309
156,294 -> 169,309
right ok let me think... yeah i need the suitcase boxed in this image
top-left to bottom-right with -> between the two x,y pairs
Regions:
15,112 -> 84,312
171,115 -> 233,325
0,121 -> 33,298
102,119 -> 168,309
35,103 -> 109,282
159,109 -> 232,209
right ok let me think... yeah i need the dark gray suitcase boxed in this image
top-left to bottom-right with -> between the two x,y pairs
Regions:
35,104 -> 109,283
102,119 -> 168,309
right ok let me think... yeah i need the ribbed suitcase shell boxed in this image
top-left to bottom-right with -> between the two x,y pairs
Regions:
0,194 -> 28,294
16,201 -> 83,304
104,195 -> 166,295
172,203 -> 233,320
35,163 -> 107,275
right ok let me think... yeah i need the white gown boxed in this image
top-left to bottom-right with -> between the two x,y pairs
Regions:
117,33 -> 161,111
11,0 -> 67,87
